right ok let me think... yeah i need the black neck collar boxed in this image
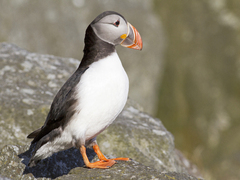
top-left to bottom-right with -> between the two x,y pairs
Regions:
79,25 -> 115,68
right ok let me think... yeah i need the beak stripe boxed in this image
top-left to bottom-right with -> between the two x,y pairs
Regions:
128,24 -> 143,50
120,23 -> 142,51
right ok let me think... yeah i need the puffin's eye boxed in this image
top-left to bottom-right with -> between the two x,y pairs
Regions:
113,20 -> 120,27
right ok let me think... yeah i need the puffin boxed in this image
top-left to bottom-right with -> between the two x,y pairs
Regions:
27,11 -> 142,169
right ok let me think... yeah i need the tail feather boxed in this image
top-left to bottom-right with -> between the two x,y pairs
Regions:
28,158 -> 40,167
27,128 -> 41,139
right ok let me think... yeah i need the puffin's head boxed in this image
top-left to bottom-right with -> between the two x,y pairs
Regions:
91,11 -> 143,50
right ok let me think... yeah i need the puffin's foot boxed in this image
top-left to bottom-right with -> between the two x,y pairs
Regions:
93,144 -> 131,162
85,159 -> 116,169
80,144 -> 130,169
110,157 -> 130,161
80,145 -> 116,169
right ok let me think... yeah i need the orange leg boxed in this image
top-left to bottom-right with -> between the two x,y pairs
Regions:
80,145 -> 115,169
93,144 -> 130,161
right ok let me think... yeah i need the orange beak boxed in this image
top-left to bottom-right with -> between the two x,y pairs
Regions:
120,23 -> 143,50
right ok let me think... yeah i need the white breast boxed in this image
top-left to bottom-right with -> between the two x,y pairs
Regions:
67,51 -> 129,144
33,52 -> 129,160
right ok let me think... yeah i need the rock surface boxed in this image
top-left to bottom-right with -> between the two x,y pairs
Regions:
0,43 -> 202,179
0,145 -> 198,180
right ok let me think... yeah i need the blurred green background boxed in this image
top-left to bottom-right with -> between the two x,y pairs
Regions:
1,0 -> 240,180
155,1 -> 240,180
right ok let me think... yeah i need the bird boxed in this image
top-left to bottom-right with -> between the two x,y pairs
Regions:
27,11 -> 142,169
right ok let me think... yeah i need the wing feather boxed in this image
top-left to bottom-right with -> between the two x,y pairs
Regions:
28,67 -> 88,143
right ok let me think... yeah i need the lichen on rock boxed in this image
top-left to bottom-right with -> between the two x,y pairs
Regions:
0,43 -> 203,179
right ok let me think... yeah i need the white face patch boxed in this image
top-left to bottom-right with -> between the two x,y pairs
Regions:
91,15 -> 128,45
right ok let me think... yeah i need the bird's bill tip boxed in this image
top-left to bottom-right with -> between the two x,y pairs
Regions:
120,23 -> 143,50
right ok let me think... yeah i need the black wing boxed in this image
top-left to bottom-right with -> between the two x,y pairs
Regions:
28,67 -> 88,143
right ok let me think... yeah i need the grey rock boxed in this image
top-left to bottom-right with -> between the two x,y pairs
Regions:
0,175 -> 12,180
0,145 -> 199,180
0,43 -> 202,179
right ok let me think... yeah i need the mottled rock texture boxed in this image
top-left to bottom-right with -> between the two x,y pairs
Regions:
0,43 -> 202,179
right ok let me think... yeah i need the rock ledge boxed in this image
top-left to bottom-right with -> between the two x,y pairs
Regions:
0,43 -> 203,180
